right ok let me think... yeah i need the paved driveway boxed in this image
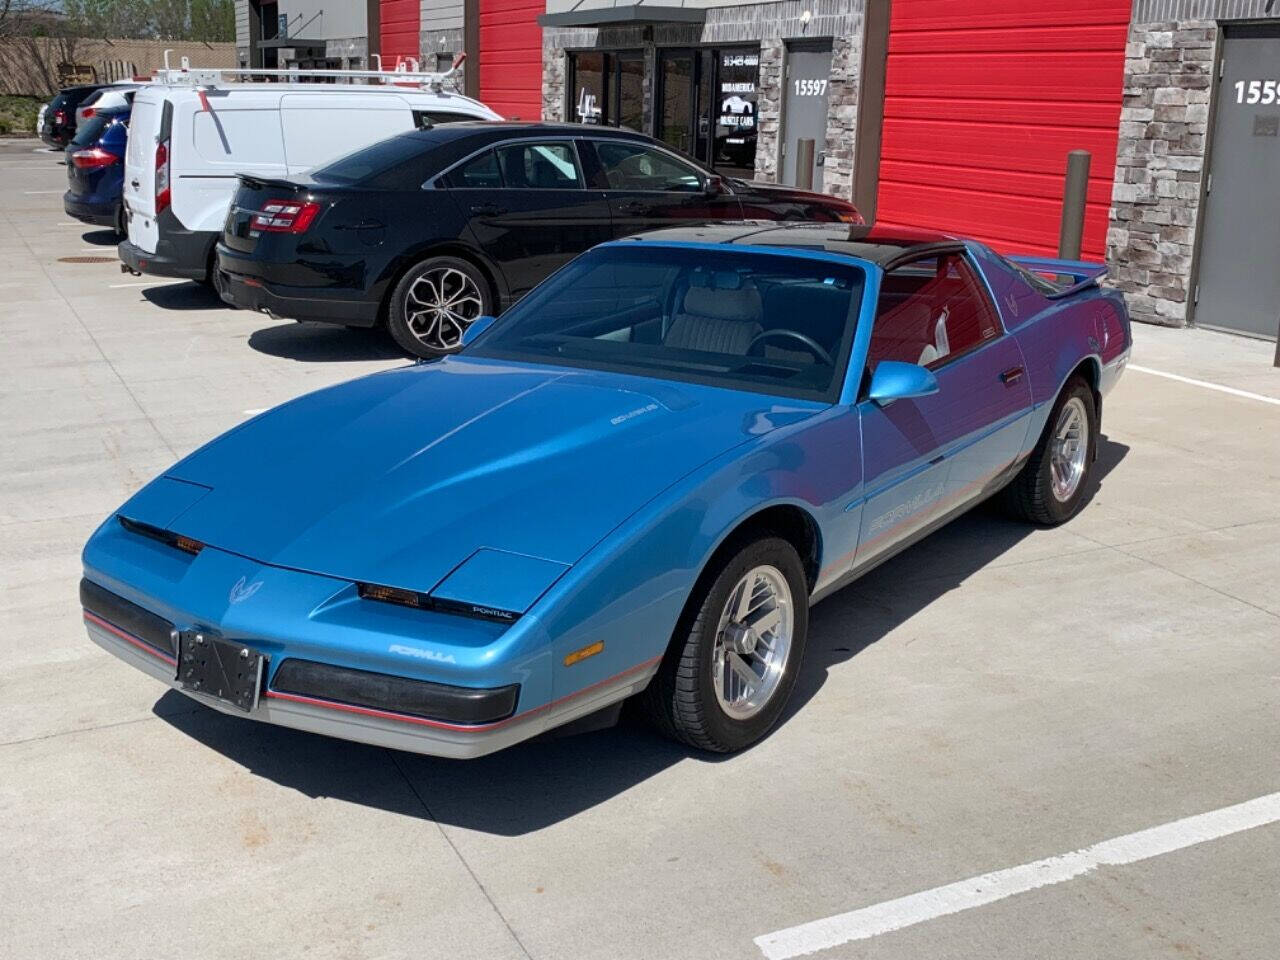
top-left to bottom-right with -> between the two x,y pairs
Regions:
1,139 -> 1277,960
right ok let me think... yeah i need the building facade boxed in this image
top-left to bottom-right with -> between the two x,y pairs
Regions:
235,1 -> 381,71
536,0 -> 1280,339
232,0 -> 1280,339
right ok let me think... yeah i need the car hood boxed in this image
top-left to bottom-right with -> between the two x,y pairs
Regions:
149,357 -> 821,595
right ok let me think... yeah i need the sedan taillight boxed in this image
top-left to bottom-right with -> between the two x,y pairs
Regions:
71,147 -> 118,169
78,106 -> 96,121
250,199 -> 321,234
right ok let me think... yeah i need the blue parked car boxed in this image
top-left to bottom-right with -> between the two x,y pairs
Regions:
80,224 -> 1130,758
63,105 -> 130,236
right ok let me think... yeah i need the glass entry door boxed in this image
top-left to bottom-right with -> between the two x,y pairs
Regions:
658,51 -> 696,154
657,47 -> 759,178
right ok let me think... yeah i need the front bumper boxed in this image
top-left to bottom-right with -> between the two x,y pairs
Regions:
81,576 -> 553,759
216,247 -> 380,327
64,191 -> 118,227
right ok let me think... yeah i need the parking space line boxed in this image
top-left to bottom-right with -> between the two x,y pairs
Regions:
1128,364 -> 1280,406
108,279 -> 187,289
754,791 -> 1280,960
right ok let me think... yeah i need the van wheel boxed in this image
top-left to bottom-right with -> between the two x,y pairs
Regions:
1002,377 -> 1097,525
387,257 -> 491,358
113,204 -> 126,238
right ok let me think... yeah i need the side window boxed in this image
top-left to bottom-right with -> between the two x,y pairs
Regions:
593,141 -> 703,192
868,254 -> 1000,370
494,141 -> 583,189
447,149 -> 502,188
413,110 -> 483,128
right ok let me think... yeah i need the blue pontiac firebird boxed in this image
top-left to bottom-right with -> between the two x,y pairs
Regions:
81,224 -> 1131,757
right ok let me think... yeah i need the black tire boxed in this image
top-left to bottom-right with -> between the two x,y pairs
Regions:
113,203 -> 126,238
640,536 -> 809,753
1002,376 -> 1097,525
386,256 -> 492,359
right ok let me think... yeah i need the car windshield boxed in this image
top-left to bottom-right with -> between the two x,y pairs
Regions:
469,245 -> 867,402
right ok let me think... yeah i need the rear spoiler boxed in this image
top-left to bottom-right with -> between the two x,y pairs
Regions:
236,173 -> 306,193
1007,255 -> 1108,300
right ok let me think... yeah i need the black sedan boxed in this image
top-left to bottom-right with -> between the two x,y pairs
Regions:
216,123 -> 862,358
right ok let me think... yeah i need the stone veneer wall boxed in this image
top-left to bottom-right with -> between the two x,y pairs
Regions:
542,0 -> 863,191
1106,20 -> 1216,327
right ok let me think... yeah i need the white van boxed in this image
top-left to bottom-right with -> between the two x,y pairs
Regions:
120,68 -> 500,283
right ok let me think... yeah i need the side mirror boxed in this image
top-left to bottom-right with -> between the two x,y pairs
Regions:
867,360 -> 940,406
703,175 -> 727,196
461,314 -> 496,347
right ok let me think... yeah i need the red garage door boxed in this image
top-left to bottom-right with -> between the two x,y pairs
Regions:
380,0 -> 420,69
876,0 -> 1129,259
479,0 -> 543,120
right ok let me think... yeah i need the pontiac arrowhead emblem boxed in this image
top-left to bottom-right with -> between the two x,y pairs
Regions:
228,576 -> 263,605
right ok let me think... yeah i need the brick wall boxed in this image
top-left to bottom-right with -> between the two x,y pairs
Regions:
1106,20 -> 1216,326
0,38 -> 238,96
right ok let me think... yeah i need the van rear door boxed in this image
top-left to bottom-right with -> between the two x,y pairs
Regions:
280,94 -> 415,175
124,91 -> 166,254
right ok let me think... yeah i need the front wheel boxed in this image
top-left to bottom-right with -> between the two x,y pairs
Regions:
1002,376 -> 1097,525
640,536 -> 808,753
387,257 -> 491,358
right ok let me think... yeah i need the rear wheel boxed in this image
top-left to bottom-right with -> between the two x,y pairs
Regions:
113,203 -> 126,238
387,256 -> 491,358
640,536 -> 808,753
1002,377 -> 1096,525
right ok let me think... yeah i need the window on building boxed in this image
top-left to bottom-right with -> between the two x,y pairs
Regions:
567,50 -> 645,128
869,254 -> 1001,369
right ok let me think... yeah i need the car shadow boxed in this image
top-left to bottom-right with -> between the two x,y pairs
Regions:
80,229 -> 119,246
248,321 -> 407,362
141,282 -> 225,311
154,435 -> 1129,836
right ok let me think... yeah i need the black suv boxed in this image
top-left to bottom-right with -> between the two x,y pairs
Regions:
216,122 -> 862,358
39,85 -> 109,149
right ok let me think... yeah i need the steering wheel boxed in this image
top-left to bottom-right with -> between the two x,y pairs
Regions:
748,329 -> 833,366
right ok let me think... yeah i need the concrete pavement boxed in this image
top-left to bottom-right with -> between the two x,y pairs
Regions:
1,138 -> 1276,960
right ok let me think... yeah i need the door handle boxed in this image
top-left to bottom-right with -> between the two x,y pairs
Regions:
470,203 -> 506,216
1000,366 -> 1025,386
617,200 -> 651,214
130,179 -> 140,188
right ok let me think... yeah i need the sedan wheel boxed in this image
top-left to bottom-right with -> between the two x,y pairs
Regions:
387,256 -> 491,358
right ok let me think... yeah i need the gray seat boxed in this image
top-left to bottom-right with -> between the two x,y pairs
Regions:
664,277 -> 762,355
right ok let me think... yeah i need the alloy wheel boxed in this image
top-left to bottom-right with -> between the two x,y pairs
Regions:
1049,396 -> 1089,502
712,564 -> 794,720
404,267 -> 483,351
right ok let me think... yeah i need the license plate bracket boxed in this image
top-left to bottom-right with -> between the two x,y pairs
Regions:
178,632 -> 266,712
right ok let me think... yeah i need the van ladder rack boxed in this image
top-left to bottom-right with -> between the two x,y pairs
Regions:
154,50 -> 467,94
